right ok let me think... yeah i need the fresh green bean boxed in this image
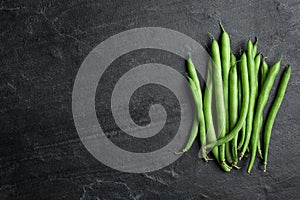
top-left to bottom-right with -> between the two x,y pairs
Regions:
187,57 -> 209,161
254,54 -> 263,159
176,77 -> 199,153
258,59 -> 269,158
240,40 -> 256,159
229,53 -> 239,167
263,66 -> 291,172
204,60 -> 231,172
247,57 -> 281,173
211,38 -> 226,165
220,23 -> 232,164
205,52 -> 249,149
204,60 -> 219,161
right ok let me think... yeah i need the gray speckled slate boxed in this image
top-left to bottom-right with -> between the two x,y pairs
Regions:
1,0 -> 300,199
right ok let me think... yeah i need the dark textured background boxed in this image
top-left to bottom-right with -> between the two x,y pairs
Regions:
1,0 -> 300,199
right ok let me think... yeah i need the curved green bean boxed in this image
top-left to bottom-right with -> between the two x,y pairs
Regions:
177,77 -> 199,153
205,52 -> 249,149
247,57 -> 281,173
187,57 -> 209,161
263,66 -> 291,172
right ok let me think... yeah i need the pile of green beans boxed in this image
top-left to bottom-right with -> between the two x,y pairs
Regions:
179,22 -> 291,173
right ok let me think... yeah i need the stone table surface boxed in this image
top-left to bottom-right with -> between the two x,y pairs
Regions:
1,0 -> 300,199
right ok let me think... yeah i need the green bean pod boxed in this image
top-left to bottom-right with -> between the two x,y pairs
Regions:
229,53 -> 239,167
247,58 -> 281,173
258,59 -> 269,158
179,77 -> 199,153
259,60 -> 268,134
211,38 -> 226,164
220,24 -> 233,164
187,57 -> 209,161
263,66 -> 291,172
204,60 -> 231,171
254,54 -> 263,159
204,60 -> 219,161
205,52 -> 249,149
240,40 -> 256,159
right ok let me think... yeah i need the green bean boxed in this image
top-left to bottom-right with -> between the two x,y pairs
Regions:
257,59 -> 269,159
211,38 -> 226,165
263,66 -> 291,172
247,57 -> 281,173
186,57 -> 209,161
204,60 -> 219,161
240,40 -> 256,159
176,78 -> 198,153
205,52 -> 249,149
258,59 -> 269,158
220,23 -> 232,164
254,54 -> 263,159
229,53 -> 239,168
204,60 -> 231,172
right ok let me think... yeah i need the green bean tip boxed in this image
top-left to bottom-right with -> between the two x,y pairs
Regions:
232,163 -> 241,170
207,32 -> 215,40
263,163 -> 267,172
174,149 -> 186,155
220,162 -> 232,172
254,36 -> 258,44
219,21 -> 225,32
203,156 -> 212,162
262,54 -> 268,60
279,54 -> 283,62
239,153 -> 244,160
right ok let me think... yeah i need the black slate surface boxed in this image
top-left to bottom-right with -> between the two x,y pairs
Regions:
1,0 -> 300,199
